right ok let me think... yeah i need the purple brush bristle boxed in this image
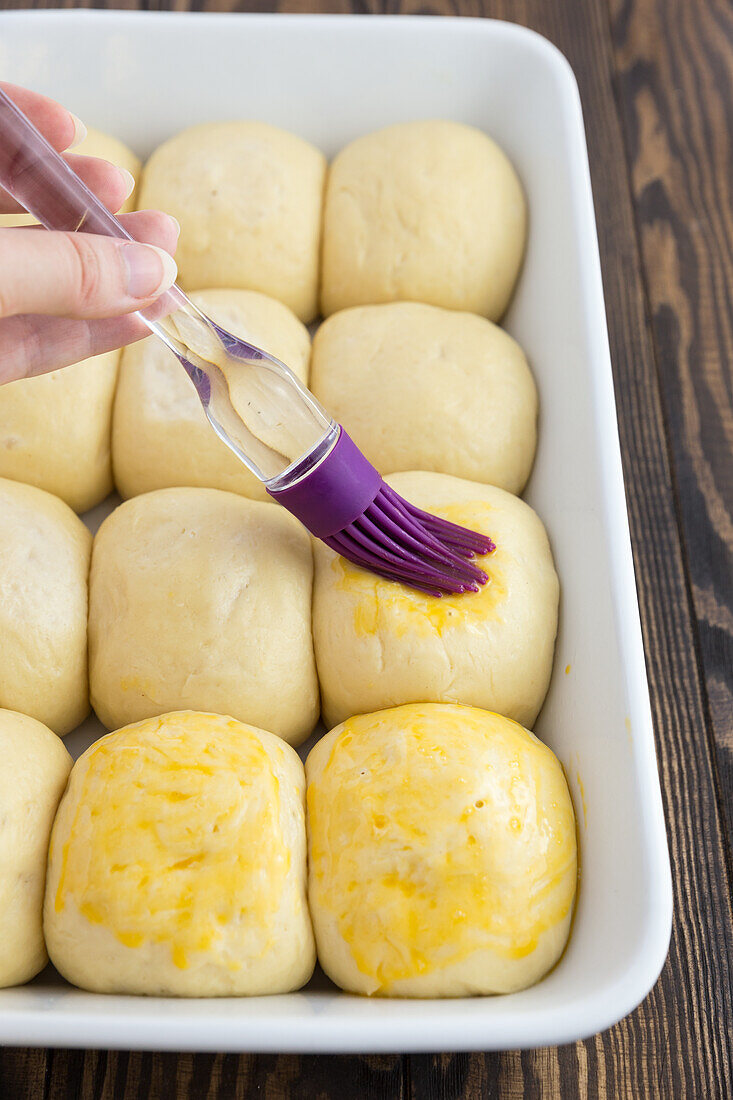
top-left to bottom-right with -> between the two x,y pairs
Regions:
324,485 -> 494,596
269,429 -> 495,597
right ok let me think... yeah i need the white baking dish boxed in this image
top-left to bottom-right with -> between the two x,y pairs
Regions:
0,10 -> 672,1052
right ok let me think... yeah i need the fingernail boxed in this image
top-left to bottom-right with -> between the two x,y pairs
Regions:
168,215 -> 181,237
119,168 -> 136,201
123,243 -> 178,299
68,114 -> 87,149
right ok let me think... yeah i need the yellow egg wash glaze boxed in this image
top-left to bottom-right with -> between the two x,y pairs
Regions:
334,502 -> 507,640
307,703 -> 577,995
53,712 -> 289,972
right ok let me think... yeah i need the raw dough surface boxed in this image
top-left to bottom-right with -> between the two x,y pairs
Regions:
0,478 -> 91,735
311,302 -> 538,494
138,121 -> 326,321
0,709 -> 71,988
0,351 -> 120,512
89,487 -> 319,745
321,121 -> 526,320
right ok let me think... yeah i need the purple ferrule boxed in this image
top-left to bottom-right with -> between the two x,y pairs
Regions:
266,427 -> 382,538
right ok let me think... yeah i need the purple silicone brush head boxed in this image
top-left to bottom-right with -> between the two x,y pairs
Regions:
267,428 -> 495,596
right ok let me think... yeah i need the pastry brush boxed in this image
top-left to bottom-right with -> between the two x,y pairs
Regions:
0,89 -> 494,595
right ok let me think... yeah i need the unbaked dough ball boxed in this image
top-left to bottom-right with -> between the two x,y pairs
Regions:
0,478 -> 91,735
88,488 -> 319,745
0,126 -> 140,227
313,471 -> 559,729
44,710 -> 315,996
137,122 -> 326,321
0,351 -> 120,512
112,288 -> 311,502
0,710 -> 72,988
311,303 -> 538,494
306,703 -> 577,997
321,121 -> 526,320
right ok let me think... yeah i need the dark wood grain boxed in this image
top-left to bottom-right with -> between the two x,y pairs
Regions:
610,0 -> 733,831
0,1047 -> 407,1098
0,0 -> 731,1097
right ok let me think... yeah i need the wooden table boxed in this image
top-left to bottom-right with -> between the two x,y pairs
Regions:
0,1 -> 731,1096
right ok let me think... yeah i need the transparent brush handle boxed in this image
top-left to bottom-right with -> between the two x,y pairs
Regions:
0,87 -> 335,485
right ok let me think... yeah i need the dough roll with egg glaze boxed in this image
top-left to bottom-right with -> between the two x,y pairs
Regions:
0,478 -> 91,735
44,711 -> 315,996
0,710 -> 72,988
88,487 -> 319,745
313,471 -> 559,729
306,703 -> 577,997
321,120 -> 526,320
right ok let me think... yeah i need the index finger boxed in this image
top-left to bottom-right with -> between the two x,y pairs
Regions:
0,82 -> 85,154
0,84 -> 91,219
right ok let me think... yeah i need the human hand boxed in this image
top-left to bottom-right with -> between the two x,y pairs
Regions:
0,83 -> 179,386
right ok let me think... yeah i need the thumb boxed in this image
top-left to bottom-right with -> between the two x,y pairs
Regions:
0,227 -> 177,320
